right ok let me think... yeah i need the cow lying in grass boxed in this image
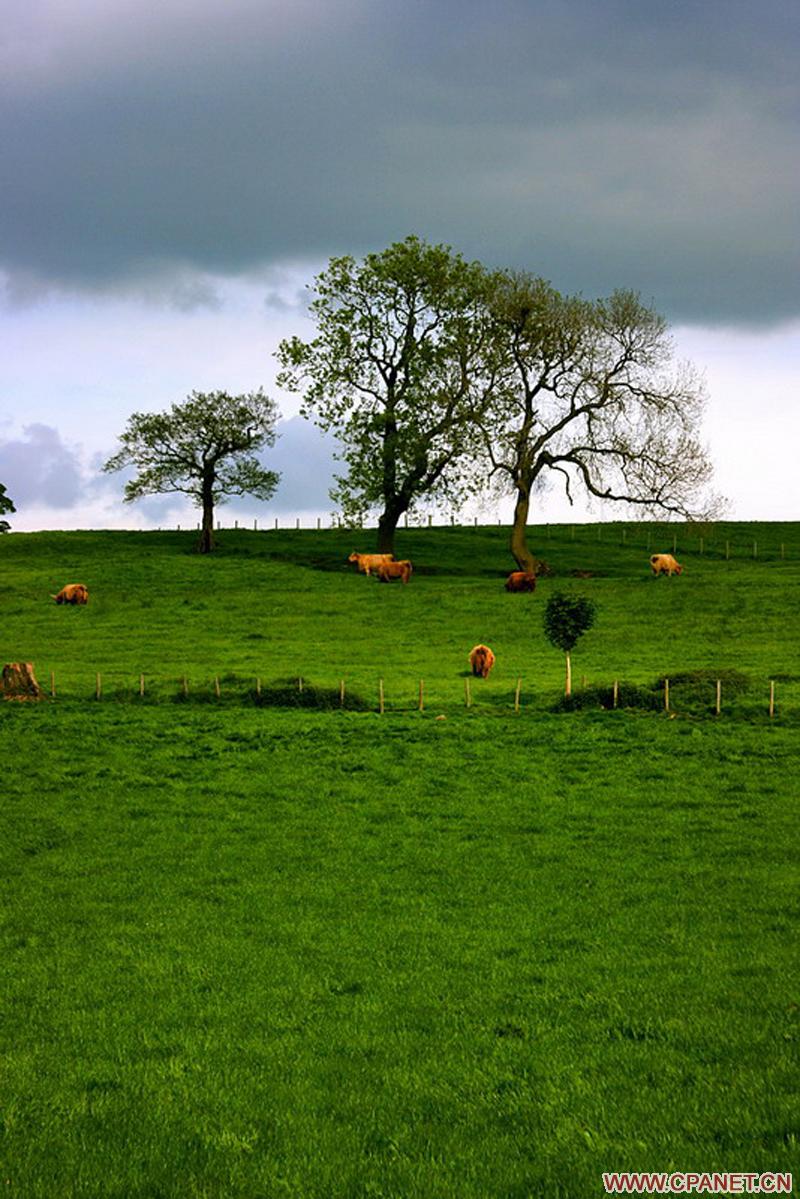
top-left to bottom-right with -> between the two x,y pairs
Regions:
649,553 -> 683,576
348,552 -> 395,575
505,571 -> 536,592
52,583 -> 89,604
376,560 -> 413,584
469,644 -> 495,678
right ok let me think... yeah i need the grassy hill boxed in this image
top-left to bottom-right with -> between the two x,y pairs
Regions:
1,523 -> 798,1197
2,520 -> 799,714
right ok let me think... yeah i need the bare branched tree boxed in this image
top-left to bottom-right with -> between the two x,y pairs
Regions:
481,274 -> 723,572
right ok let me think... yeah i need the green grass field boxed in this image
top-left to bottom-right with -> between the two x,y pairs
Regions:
1,522 -> 798,1197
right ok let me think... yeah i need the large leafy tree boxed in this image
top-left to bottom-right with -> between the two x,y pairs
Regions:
103,389 -> 280,553
481,274 -> 721,572
276,236 -> 498,554
0,482 -> 15,533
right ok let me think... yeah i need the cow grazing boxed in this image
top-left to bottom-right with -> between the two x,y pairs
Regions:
52,583 -> 89,605
376,560 -> 413,584
649,554 -> 683,577
505,571 -> 536,592
348,552 -> 395,576
469,644 -> 496,678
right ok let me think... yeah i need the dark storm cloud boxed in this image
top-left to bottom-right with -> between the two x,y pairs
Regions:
1,0 -> 797,324
0,424 -> 85,508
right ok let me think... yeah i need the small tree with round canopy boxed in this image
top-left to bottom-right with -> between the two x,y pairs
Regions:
543,592 -> 597,697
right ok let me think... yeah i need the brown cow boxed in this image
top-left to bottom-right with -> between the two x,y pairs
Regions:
52,583 -> 89,605
505,571 -> 536,592
469,644 -> 495,678
649,554 -> 683,576
348,552 -> 395,576
376,560 -> 413,584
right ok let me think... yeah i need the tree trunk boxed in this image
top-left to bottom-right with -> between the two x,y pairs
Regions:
564,650 -> 572,697
510,487 -> 537,573
377,505 -> 403,555
198,485 -> 215,554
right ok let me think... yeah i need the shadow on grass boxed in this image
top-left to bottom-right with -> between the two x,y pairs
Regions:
172,677 -> 373,712
555,669 -> 752,714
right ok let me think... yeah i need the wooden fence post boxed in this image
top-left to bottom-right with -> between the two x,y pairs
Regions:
96,673 -> 102,700
769,680 -> 775,719
256,677 -> 261,697
139,674 -> 145,698
182,675 -> 188,698
298,677 -> 303,694
214,676 -> 220,699
465,677 -> 471,708
715,678 -> 721,716
274,517 -> 278,530
50,670 -> 56,698
613,679 -> 619,709
379,679 -> 384,715
514,677 -> 521,713
664,677 -> 670,712
725,540 -> 730,560
339,679 -> 345,708
418,679 -> 425,712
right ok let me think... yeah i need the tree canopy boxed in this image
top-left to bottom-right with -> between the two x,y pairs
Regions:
0,482 -> 15,534
103,389 -> 280,552
543,592 -> 597,696
480,273 -> 722,571
276,235 -> 497,553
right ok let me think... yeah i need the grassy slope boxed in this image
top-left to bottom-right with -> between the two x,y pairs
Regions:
2,520 -> 799,711
1,523 -> 799,1197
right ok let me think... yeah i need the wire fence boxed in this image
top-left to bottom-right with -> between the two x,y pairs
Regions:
4,667 -> 792,722
152,518 -> 800,563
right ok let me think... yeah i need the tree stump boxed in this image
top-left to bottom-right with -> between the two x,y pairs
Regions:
1,662 -> 43,701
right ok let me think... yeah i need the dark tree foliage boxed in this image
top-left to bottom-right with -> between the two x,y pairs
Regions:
543,592 -> 597,652
103,390 -> 280,553
543,592 -> 597,696
276,236 -> 497,554
0,482 -> 15,533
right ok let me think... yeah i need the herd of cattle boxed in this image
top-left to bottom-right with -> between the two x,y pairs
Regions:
46,551 -> 685,687
48,551 -> 684,614
347,550 -> 684,587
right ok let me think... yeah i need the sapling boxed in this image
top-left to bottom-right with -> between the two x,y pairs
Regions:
543,593 -> 597,697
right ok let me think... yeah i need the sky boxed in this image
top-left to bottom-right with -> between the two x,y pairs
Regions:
1,0 -> 798,531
